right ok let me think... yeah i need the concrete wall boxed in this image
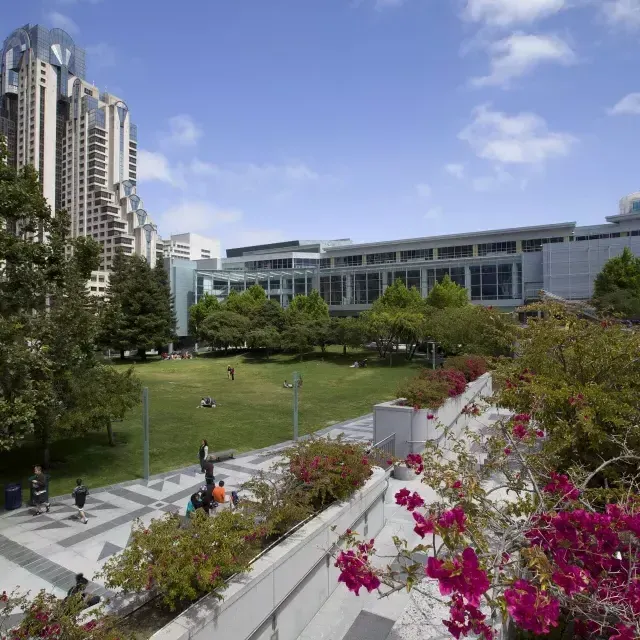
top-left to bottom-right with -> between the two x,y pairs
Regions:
373,373 -> 493,459
152,468 -> 388,640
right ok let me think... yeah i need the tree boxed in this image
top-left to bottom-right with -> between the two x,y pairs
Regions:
425,274 -> 468,309
188,293 -> 220,339
285,290 -> 331,353
0,141 -> 140,460
426,305 -> 515,356
246,326 -> 281,358
100,254 -> 175,360
200,310 -> 249,353
593,247 -> 640,316
287,289 -> 329,321
281,311 -> 317,360
362,280 -> 426,360
331,317 -> 365,355
496,302 -> 640,486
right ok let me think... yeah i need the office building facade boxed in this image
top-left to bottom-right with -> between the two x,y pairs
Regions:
166,195 -> 640,337
163,232 -> 222,262
0,24 -> 159,274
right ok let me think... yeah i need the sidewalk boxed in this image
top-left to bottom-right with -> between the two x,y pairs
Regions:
0,413 -> 374,621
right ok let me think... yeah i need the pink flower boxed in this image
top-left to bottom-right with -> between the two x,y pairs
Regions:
426,548 -> 489,607
413,511 -> 435,538
504,447 -> 512,456
543,472 -> 580,501
427,413 -> 435,420
512,423 -> 528,439
513,413 -> 531,423
536,430 -> 544,438
438,505 -> 466,533
552,564 -> 591,596
406,453 -> 424,474
396,489 -> 425,511
610,624 -> 636,640
452,480 -> 462,489
504,580 -> 560,636
444,594 -> 494,640
335,549 -> 380,596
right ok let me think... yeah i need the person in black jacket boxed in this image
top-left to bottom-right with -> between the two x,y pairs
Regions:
72,478 -> 89,524
198,439 -> 209,472
204,457 -> 215,488
65,574 -> 100,609
29,465 -> 50,516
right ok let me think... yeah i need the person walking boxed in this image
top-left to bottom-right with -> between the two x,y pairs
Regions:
230,367 -> 235,381
72,478 -> 89,524
198,439 -> 209,472
204,457 -> 215,488
227,365 -> 232,380
29,465 -> 50,515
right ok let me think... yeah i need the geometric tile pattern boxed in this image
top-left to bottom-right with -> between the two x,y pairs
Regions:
0,413 -> 375,611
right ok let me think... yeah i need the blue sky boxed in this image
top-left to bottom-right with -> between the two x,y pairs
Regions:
7,0 -> 640,250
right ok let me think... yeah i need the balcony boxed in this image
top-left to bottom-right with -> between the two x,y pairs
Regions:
101,205 -> 119,214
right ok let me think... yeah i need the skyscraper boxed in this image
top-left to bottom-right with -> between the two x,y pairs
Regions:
0,24 -> 160,272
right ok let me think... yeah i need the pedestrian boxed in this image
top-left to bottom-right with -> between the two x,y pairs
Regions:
227,365 -> 232,380
29,465 -> 50,515
72,478 -> 89,524
204,456 -> 215,488
230,367 -> 235,381
65,573 -> 100,609
198,439 -> 209,472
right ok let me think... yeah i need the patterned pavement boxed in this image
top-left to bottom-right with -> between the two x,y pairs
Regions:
0,414 -> 374,614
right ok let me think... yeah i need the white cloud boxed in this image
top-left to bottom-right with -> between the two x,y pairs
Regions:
458,104 -> 576,165
607,92 -> 640,115
472,167 -> 513,191
161,115 -> 202,147
463,0 -> 566,26
444,163 -> 465,179
85,43 -> 116,69
603,0 -> 640,28
46,11 -> 79,34
472,33 -> 575,87
415,183 -> 432,199
424,206 -> 443,220
158,201 -> 243,235
137,150 -> 185,188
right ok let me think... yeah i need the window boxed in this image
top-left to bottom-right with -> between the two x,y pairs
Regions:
437,245 -> 473,260
365,251 -> 396,265
426,266 -> 466,292
320,258 -> 331,269
469,263 -> 519,300
477,241 -> 516,256
334,255 -> 363,267
400,248 -> 433,262
84,88 -> 93,96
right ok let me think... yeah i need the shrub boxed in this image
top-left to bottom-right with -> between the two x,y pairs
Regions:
397,376 -> 451,410
99,510 -> 259,610
284,437 -> 373,507
444,355 -> 487,382
428,368 -> 467,397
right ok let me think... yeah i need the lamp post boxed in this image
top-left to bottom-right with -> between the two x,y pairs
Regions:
142,387 -> 150,481
293,371 -> 299,441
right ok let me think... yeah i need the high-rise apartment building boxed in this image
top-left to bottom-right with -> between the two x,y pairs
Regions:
163,232 -> 221,262
0,24 -> 159,271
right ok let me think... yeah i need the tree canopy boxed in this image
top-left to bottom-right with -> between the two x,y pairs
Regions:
425,273 -> 469,309
592,247 -> 640,317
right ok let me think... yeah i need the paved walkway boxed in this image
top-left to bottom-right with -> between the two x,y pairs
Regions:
296,405 -> 511,640
0,414 -> 374,624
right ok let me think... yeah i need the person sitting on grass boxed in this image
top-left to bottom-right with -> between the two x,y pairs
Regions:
283,380 -> 293,388
199,396 -> 216,408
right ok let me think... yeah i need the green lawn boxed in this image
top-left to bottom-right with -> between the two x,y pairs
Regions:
0,348 -> 418,504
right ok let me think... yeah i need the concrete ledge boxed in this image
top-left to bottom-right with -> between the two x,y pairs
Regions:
373,374 -> 493,459
151,467 -> 388,640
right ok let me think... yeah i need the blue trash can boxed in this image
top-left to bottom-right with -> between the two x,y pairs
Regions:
5,483 -> 22,510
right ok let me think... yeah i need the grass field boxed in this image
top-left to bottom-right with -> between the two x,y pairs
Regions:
0,348 -> 419,503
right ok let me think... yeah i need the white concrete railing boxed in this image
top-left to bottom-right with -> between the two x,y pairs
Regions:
373,373 -> 493,460
151,467 -> 388,640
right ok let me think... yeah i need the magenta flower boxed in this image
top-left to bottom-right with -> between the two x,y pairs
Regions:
543,472 -> 580,501
512,423 -> 529,440
438,505 -> 467,533
412,511 -> 435,538
504,580 -> 560,636
395,488 -> 425,512
426,548 -> 489,607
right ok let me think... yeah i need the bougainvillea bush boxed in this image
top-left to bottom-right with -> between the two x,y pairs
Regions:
397,360 -> 484,410
0,589 -> 129,640
284,436 -> 374,507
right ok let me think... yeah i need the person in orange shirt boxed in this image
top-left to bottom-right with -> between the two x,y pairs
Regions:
212,480 -> 229,508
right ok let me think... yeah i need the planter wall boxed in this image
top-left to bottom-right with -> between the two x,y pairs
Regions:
373,373 -> 493,460
151,467 -> 388,640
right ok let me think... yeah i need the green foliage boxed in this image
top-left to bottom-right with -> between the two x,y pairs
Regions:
443,355 -> 488,382
100,511 -> 257,610
280,312 -> 318,359
199,310 -> 250,352
426,305 -> 516,356
362,280 -> 426,359
246,325 -> 281,356
0,589 -> 130,639
425,274 -> 468,309
396,375 -> 451,410
189,294 -> 220,339
593,247 -> 640,316
99,254 -> 176,359
283,437 -> 373,507
287,289 -> 329,320
331,316 -> 365,354
495,303 -> 640,487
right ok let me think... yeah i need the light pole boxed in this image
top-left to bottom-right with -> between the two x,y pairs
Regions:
293,371 -> 299,441
142,387 -> 150,481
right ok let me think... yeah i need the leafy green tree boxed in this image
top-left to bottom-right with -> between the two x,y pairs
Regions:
281,311 -> 317,360
0,142 -> 140,459
362,280 -> 426,360
331,317 -> 365,355
285,290 -> 331,353
426,304 -> 515,356
425,273 -> 468,309
200,310 -> 249,353
100,254 -> 175,360
593,247 -> 640,316
189,293 -> 220,339
287,289 -> 329,321
250,298 -> 285,332
246,326 -> 281,357
496,302 -> 640,487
